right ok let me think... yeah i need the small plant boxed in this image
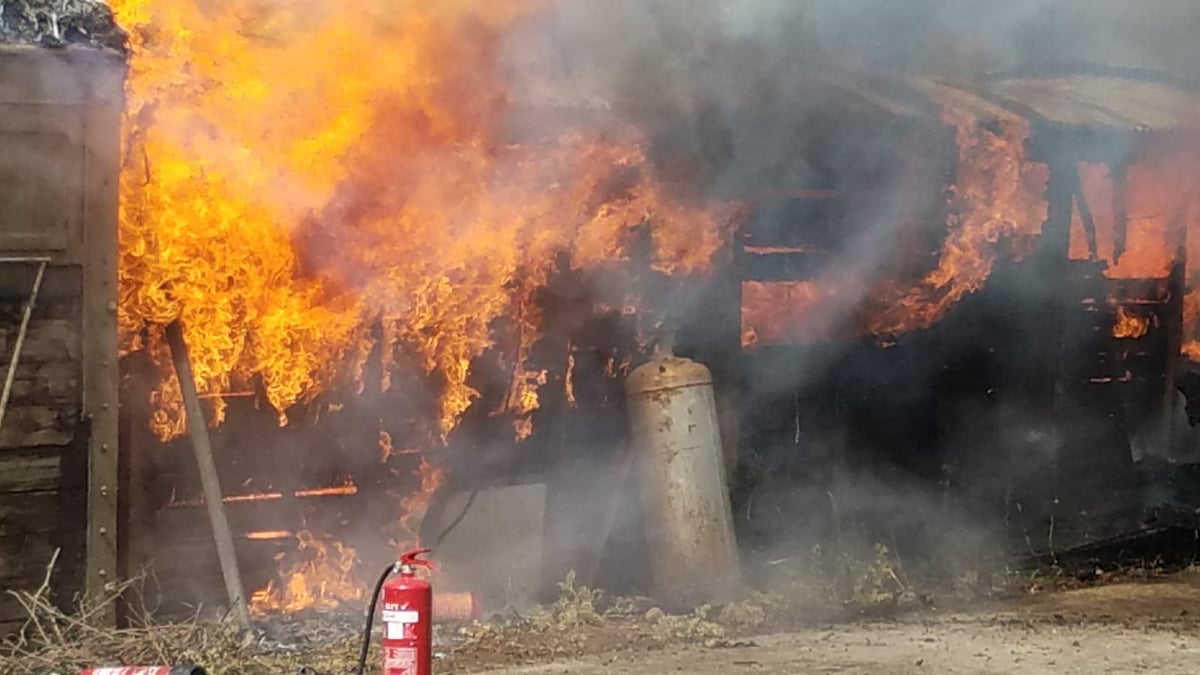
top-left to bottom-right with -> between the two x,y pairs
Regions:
535,571 -> 604,629
651,605 -> 726,642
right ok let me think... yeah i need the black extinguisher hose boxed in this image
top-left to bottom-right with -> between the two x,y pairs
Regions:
356,563 -> 399,675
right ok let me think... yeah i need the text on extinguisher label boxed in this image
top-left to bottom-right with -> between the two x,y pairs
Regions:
382,609 -> 420,623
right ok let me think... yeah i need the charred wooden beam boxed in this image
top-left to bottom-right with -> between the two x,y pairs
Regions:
1112,162 -> 1129,264
736,247 -> 828,282
1066,165 -> 1098,262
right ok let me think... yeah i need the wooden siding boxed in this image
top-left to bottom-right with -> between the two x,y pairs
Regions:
0,45 -> 124,635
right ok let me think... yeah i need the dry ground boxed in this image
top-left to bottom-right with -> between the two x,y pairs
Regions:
8,570 -> 1200,673
466,580 -> 1200,674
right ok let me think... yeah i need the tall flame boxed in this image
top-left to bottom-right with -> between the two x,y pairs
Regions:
111,0 -> 727,441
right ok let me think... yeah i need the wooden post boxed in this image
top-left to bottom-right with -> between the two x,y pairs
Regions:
82,52 -> 126,623
165,320 -> 251,628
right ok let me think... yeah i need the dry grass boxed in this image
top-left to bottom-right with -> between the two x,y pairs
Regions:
0,549 -> 329,675
0,545 -> 969,674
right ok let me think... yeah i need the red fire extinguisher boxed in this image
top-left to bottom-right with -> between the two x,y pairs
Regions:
355,549 -> 435,675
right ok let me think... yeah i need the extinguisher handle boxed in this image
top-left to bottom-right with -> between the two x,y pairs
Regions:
399,548 -> 435,570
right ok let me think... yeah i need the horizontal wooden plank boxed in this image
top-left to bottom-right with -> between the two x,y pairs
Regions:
0,531 -> 84,593
153,494 -> 361,545
0,447 -> 60,492
0,618 -> 25,640
0,593 -> 31,625
0,319 -> 81,363
0,489 -> 81,537
0,405 -> 76,449
0,446 -> 79,493
5,371 -> 81,406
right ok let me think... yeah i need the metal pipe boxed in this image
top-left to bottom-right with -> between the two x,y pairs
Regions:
0,260 -> 47,434
0,256 -> 52,263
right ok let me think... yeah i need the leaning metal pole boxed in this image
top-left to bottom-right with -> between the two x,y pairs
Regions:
165,319 -> 251,629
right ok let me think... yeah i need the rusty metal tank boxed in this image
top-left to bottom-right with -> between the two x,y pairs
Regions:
624,354 -> 741,609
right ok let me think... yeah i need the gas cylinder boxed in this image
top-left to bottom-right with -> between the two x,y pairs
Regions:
625,354 -> 741,610
379,549 -> 434,675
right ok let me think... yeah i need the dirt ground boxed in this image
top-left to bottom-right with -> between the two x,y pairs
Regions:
468,580 -> 1200,674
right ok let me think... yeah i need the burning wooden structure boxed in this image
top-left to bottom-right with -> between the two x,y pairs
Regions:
736,67 -> 1200,559
0,43 -> 125,633
112,65 -> 1200,620
5,0 -> 1200,635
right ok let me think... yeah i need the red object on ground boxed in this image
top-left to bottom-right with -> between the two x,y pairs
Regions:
81,662 -> 205,667
380,549 -> 435,675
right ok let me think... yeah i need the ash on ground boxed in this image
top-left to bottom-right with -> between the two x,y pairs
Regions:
1,0 -> 126,52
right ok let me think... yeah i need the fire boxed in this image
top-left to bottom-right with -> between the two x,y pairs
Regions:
111,0 -> 728,443
869,109 -> 1048,334
396,456 -> 446,546
250,530 -> 362,616
741,281 -> 837,347
1112,305 -> 1151,339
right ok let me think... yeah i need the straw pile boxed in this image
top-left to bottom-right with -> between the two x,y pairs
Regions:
0,0 -> 126,51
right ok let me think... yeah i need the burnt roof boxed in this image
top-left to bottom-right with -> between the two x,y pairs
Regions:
0,0 -> 127,54
982,74 -> 1200,133
818,66 -> 1200,135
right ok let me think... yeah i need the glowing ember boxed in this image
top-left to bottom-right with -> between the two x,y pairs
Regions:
166,482 -> 356,508
1184,342 -> 1200,361
244,530 -> 292,541
250,530 -> 362,616
1112,306 -> 1151,339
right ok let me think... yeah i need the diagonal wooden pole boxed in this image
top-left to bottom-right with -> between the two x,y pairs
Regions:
165,319 -> 250,629
0,259 -> 46,434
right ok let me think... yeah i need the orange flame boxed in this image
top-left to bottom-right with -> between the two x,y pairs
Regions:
741,281 -> 836,347
249,530 -> 363,615
397,456 -> 446,547
1112,306 -> 1151,339
869,109 -> 1048,334
111,0 -> 728,444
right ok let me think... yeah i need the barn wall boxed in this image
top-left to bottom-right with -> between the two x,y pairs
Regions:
0,45 -> 124,635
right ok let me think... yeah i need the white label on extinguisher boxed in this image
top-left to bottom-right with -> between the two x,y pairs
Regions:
382,609 -> 419,624
384,646 -> 418,674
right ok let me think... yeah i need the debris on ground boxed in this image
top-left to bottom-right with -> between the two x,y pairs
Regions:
0,0 -> 127,52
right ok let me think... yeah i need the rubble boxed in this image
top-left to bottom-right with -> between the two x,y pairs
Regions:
0,0 -> 126,52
